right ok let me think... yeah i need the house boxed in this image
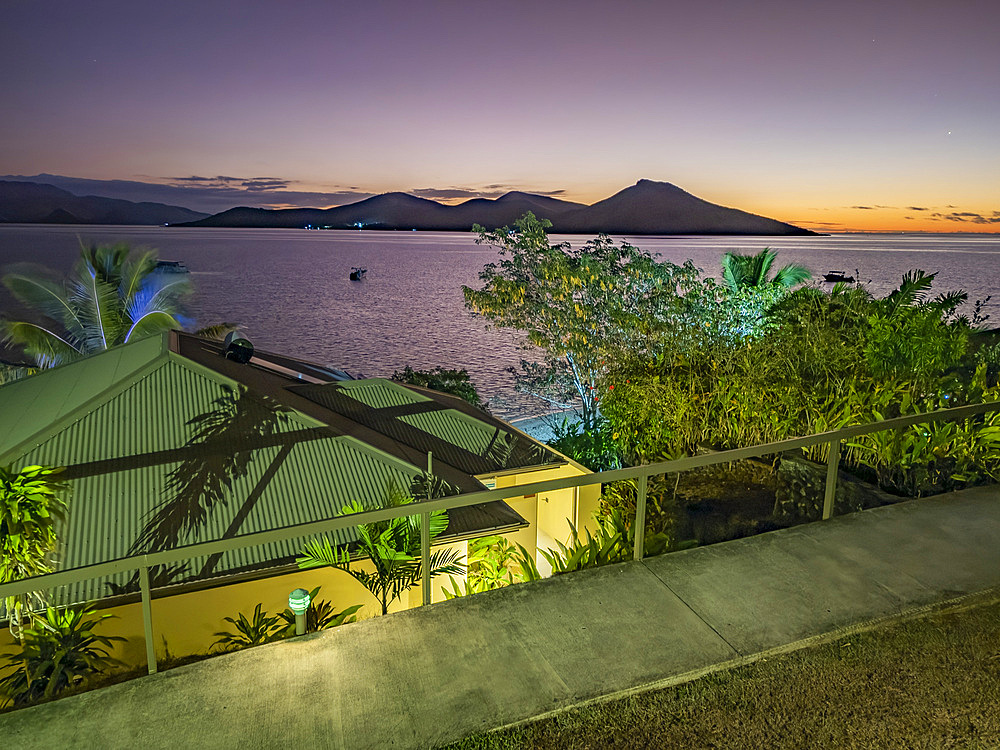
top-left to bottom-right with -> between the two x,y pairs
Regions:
0,332 -> 598,664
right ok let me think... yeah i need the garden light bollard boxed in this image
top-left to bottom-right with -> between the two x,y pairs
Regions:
822,439 -> 841,520
288,588 -> 311,635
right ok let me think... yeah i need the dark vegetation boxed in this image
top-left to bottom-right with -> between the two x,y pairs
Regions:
465,214 -> 1000,553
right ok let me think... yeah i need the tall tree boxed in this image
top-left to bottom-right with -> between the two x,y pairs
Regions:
1,242 -> 191,368
463,213 -> 702,428
721,248 -> 811,291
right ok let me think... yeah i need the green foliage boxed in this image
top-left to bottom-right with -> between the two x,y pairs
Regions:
1,242 -> 192,368
297,483 -> 465,614
212,588 -> 362,651
601,268 -> 999,498
0,606 -> 125,707
464,213 -> 705,428
548,418 -> 622,471
443,536 -> 523,599
721,248 -> 811,290
0,465 -> 69,636
272,587 -> 362,638
507,508 -> 670,583
212,603 -> 282,652
392,366 -> 488,411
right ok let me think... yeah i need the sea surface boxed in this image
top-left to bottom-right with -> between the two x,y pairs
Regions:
1,225 -> 998,418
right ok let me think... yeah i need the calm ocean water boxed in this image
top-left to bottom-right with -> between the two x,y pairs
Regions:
1,225 -> 998,417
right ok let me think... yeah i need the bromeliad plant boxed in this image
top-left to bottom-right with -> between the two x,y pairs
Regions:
271,587 -> 362,639
212,587 -> 362,651
297,483 -> 465,615
0,606 -> 125,708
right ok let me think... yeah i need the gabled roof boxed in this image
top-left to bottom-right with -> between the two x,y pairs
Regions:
0,331 -> 559,605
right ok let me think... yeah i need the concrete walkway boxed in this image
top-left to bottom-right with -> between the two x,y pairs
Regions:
3,486 -> 1000,749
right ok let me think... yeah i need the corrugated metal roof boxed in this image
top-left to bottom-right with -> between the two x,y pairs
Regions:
0,334 -> 165,460
337,379 -> 431,409
1,332 -> 532,608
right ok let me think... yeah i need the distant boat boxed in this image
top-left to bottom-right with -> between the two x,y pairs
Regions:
822,270 -> 855,283
350,267 -> 367,281
154,260 -> 189,273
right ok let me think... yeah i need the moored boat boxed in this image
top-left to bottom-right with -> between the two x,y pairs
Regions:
822,270 -> 854,283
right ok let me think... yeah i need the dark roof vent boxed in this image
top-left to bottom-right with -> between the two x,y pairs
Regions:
223,332 -> 254,364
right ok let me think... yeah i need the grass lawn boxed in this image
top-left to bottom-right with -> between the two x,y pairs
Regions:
447,594 -> 1000,749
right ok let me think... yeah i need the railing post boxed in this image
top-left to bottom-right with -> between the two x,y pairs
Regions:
138,565 -> 157,675
422,452 -> 432,606
822,439 -> 841,520
633,474 -> 648,561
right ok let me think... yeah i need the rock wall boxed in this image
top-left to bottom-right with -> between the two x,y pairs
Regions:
774,453 -> 897,522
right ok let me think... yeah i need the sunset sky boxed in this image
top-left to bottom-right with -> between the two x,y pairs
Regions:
2,0 -> 998,232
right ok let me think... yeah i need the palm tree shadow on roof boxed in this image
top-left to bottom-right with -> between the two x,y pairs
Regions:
107,385 -> 290,594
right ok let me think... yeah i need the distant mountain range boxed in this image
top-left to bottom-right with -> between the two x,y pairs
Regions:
0,181 -> 208,225
180,180 -> 813,235
0,177 -> 814,235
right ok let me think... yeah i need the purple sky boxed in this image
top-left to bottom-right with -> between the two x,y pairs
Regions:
2,0 -> 998,231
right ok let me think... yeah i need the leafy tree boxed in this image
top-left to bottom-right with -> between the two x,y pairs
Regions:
392,365 -> 488,411
297,483 -> 465,615
1,242 -> 192,368
463,213 -> 703,428
0,465 -> 69,636
0,606 -> 124,707
721,248 -> 811,290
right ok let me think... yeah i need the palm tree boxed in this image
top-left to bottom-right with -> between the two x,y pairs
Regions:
297,484 -> 465,615
1,243 -> 191,368
721,248 -> 811,291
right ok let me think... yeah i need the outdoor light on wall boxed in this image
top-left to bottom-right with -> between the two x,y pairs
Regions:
288,588 -> 311,636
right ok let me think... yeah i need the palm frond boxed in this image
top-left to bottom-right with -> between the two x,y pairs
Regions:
194,322 -> 240,340
0,320 -> 82,367
2,268 -> 83,334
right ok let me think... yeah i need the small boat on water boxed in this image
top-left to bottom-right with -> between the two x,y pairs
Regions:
350,267 -> 367,281
822,270 -> 855,283
154,260 -> 190,273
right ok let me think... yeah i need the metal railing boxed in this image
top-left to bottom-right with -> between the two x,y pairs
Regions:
2,399 -> 998,675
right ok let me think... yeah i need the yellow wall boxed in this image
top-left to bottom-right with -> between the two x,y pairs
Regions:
0,462 -> 596,673
479,461 -> 599,574
0,539 -> 470,672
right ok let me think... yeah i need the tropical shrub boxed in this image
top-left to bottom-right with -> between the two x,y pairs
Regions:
443,535 -> 524,599
297,483 -> 465,615
212,604 -> 282,652
392,366 -> 488,411
272,587 -> 362,638
0,465 -> 69,636
548,418 -> 622,471
601,268 -> 998,498
0,606 -> 125,707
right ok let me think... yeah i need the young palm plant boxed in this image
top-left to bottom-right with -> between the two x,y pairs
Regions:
1,242 -> 191,368
0,606 -> 124,707
297,484 -> 465,615
721,248 -> 811,291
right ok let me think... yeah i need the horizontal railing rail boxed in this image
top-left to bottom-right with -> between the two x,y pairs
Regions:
2,398 -> 998,674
